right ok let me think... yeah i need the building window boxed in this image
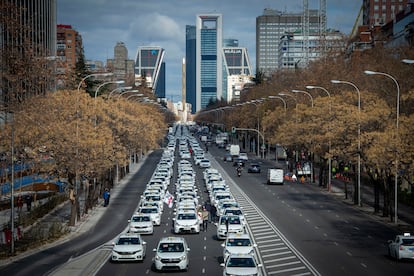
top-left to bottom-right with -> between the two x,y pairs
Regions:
374,5 -> 379,11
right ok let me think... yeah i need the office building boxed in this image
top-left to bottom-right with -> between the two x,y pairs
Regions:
222,47 -> 254,102
196,14 -> 223,112
363,0 -> 409,26
256,8 -> 321,75
185,25 -> 197,113
106,42 -> 135,86
56,24 -> 83,88
279,30 -> 344,69
1,0 -> 57,103
134,46 -> 166,99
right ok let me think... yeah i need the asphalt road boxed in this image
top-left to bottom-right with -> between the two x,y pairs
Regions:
0,150 -> 163,276
2,138 -> 414,276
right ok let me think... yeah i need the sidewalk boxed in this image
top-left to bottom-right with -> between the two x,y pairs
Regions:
0,157 -> 147,268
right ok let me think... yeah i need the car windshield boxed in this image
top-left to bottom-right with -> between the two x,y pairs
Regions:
132,216 -> 150,222
117,237 -> 140,245
178,213 -> 197,220
227,257 -> 255,267
227,238 -> 252,247
158,242 -> 184,252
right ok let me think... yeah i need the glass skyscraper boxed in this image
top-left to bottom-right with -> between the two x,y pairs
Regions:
196,14 -> 223,112
134,46 -> 166,99
185,25 -> 197,113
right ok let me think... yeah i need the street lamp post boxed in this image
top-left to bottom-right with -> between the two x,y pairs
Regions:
73,73 -> 114,225
268,96 -> 287,111
364,70 -> 400,224
291,89 -> 314,107
331,79 -> 361,206
107,86 -> 133,98
292,90 -> 315,183
306,85 -> 332,191
247,100 -> 263,158
279,92 -> 299,163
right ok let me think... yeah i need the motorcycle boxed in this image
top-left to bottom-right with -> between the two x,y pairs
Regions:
237,167 -> 242,177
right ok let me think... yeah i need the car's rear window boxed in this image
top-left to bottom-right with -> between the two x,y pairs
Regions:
402,238 -> 414,245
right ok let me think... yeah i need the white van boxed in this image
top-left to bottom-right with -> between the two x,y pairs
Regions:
267,168 -> 284,185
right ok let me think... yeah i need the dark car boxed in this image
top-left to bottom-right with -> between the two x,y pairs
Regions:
247,163 -> 261,173
233,158 -> 245,167
223,153 -> 232,162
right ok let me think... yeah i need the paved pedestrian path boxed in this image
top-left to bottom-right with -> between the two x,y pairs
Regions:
0,157 -> 146,268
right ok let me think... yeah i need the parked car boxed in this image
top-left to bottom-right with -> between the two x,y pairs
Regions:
153,236 -> 190,271
128,214 -> 154,234
221,233 -> 257,261
388,233 -> 414,260
247,163 -> 261,173
220,253 -> 262,276
111,233 -> 146,262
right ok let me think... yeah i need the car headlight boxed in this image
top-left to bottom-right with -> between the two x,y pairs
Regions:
180,254 -> 187,260
155,255 -> 161,261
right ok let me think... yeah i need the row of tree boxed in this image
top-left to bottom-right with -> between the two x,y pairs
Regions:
0,89 -> 171,225
196,46 -> 414,220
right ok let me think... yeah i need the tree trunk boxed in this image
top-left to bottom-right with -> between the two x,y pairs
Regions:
383,177 -> 390,218
374,178 -> 380,214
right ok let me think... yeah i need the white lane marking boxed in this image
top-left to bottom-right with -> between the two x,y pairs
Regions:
255,235 -> 279,240
262,251 -> 293,258
264,255 -> 297,264
267,266 -> 309,274
258,241 -> 282,247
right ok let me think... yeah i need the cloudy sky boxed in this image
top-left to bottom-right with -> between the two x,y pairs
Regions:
58,0 -> 361,100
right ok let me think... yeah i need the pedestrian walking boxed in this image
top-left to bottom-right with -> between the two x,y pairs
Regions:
210,204 -> 217,222
17,195 -> 23,213
201,206 -> 209,231
26,194 -> 33,212
291,173 -> 297,182
204,201 -> 212,222
103,188 -> 110,207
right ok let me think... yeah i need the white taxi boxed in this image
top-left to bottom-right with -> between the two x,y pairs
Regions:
153,236 -> 190,271
388,233 -> 414,260
128,214 -> 153,235
173,210 -> 200,234
222,233 -> 257,261
216,215 -> 245,240
111,233 -> 146,262
220,253 -> 262,276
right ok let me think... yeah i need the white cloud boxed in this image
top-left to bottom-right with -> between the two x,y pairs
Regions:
58,0 -> 361,100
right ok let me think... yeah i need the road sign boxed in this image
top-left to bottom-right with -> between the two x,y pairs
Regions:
231,127 -> 236,133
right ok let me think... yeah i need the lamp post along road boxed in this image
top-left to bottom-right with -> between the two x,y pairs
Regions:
73,73 -> 113,225
292,90 -> 314,183
306,85 -> 332,191
331,79 -> 361,206
279,92 -> 299,162
364,70 -> 400,224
